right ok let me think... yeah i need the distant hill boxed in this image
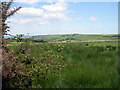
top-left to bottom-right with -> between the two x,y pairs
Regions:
3,35 -> 14,39
3,35 -> 32,39
4,34 -> 119,42
33,34 -> 119,42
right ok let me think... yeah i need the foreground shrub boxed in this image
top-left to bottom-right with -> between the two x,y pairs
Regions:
6,42 -> 66,88
2,47 -> 26,88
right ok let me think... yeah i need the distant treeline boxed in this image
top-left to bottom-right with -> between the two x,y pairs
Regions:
32,40 -> 47,43
102,35 -> 120,37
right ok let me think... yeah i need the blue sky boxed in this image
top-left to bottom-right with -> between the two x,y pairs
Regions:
6,1 -> 118,35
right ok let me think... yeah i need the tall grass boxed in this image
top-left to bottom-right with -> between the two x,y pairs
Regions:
7,41 -> 118,88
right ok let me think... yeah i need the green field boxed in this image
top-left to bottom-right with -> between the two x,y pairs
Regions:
6,41 -> 119,88
9,34 -> 119,44
33,34 -> 119,42
10,41 -> 24,44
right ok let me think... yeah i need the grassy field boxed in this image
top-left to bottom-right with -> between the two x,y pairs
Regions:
10,41 -> 25,44
6,41 -> 119,88
9,34 -> 119,44
33,34 -> 119,42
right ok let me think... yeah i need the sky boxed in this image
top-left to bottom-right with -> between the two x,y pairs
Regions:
4,0 -> 118,35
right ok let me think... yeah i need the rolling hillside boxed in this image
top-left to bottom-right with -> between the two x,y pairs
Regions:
33,34 -> 119,42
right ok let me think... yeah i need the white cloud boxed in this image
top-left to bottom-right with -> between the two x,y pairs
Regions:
89,16 -> 98,21
41,0 -> 71,22
43,12 -> 64,18
18,14 -> 70,24
73,0 -> 79,3
7,18 -> 18,23
76,17 -> 83,21
15,0 -> 71,24
19,18 -> 49,24
42,12 -> 71,21
15,0 -> 41,4
14,0 -> 58,4
18,7 -> 43,16
19,19 -> 34,24
47,0 -> 53,4
1,0 -> 119,3
42,1 -> 68,12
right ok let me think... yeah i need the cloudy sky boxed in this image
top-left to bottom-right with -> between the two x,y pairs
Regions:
5,0 -> 118,35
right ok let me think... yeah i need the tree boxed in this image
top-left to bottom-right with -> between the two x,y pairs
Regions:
0,0 -> 22,88
0,0 -> 21,46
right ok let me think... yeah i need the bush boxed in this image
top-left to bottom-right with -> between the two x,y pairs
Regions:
6,42 -> 66,88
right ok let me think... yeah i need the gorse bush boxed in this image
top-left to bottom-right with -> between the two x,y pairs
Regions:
6,42 -> 67,88
2,47 -> 26,88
